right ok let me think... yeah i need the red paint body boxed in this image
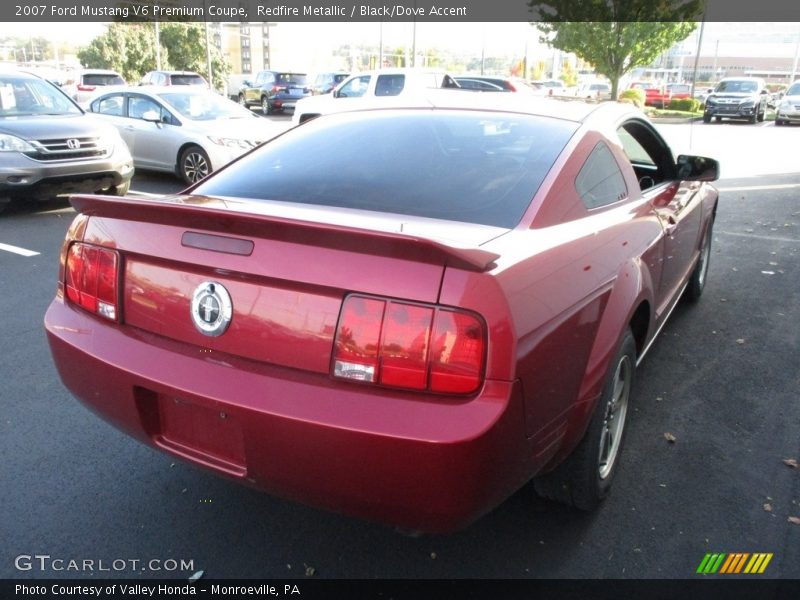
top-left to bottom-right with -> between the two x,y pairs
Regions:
45,98 -> 718,532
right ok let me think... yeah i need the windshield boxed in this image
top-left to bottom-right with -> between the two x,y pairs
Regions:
170,74 -> 206,86
786,83 -> 800,96
0,74 -> 81,117
716,80 -> 758,93
193,110 -> 577,228
159,91 -> 253,121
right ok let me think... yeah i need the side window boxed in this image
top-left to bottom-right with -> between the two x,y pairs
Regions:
576,142 -> 628,210
375,74 -> 405,96
337,75 -> 371,98
128,96 -> 162,120
94,94 -> 124,116
615,120 -> 676,190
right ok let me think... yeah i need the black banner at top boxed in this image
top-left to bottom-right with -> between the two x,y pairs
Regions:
3,0 -> 800,23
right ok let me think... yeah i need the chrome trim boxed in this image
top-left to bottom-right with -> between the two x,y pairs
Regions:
636,279 -> 689,367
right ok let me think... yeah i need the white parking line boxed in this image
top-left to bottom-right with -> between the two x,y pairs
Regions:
0,242 -> 40,257
717,183 -> 800,192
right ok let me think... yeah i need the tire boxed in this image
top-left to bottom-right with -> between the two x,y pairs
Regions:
702,113 -> 711,123
534,328 -> 636,510
179,145 -> 211,185
261,96 -> 271,116
757,103 -> 765,122
685,217 -> 714,302
238,93 -> 246,106
715,116 -> 722,122
108,180 -> 130,196
775,119 -> 783,126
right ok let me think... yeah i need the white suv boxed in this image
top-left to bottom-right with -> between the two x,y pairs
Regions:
292,68 -> 460,125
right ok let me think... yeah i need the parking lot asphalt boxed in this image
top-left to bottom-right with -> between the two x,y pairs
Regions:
0,122 -> 798,581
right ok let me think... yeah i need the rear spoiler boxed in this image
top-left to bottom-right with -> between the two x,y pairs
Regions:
69,194 -> 500,273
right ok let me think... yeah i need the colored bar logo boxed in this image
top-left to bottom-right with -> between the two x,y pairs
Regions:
696,553 -> 773,574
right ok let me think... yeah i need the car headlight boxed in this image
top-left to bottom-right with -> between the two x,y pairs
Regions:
208,136 -> 257,150
97,128 -> 124,153
0,133 -> 36,153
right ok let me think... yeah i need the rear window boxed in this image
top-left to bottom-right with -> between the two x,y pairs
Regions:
170,74 -> 206,86
82,73 -> 125,86
193,110 -> 577,228
277,73 -> 307,85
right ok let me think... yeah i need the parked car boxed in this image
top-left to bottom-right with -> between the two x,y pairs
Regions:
576,81 -> 612,101
45,93 -> 719,532
628,82 -> 669,108
238,70 -> 311,115
455,76 -> 539,94
65,69 -> 127,106
311,71 -> 349,95
453,78 -> 505,92
0,69 -> 133,214
693,86 -> 715,106
139,70 -> 208,88
703,77 -> 768,123
665,83 -> 691,102
533,79 -> 567,96
87,86 -> 283,184
292,68 -> 460,125
774,80 -> 800,126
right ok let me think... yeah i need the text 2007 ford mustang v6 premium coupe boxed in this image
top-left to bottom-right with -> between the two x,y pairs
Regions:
45,93 -> 719,532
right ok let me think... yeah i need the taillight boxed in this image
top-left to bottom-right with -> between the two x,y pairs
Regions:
333,295 -> 485,395
77,84 -> 96,92
65,242 -> 120,321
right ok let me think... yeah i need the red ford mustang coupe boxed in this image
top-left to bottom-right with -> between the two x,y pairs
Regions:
45,93 -> 719,533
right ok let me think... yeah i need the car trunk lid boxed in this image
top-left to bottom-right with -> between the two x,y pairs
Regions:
69,193 -> 502,376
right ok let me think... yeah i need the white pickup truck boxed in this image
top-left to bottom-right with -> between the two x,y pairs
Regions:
291,68 -> 460,125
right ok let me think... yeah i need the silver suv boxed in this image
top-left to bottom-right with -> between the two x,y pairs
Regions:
0,70 -> 133,213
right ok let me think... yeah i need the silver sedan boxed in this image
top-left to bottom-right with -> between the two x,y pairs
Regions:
87,87 -> 286,184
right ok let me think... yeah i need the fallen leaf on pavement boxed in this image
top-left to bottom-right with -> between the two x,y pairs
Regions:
783,458 -> 798,469
763,503 -> 773,512
736,339 -> 745,345
788,517 -> 800,525
664,433 -> 677,443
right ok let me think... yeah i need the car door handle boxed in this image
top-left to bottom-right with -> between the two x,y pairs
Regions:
664,215 -> 678,236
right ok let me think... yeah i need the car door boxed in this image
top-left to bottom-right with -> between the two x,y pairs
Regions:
614,119 -> 703,319
90,92 -> 131,146
332,75 -> 372,107
123,93 -> 181,171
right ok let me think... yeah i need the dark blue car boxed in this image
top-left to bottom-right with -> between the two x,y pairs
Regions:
238,71 -> 311,115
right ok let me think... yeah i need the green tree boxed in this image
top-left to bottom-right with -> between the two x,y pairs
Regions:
158,23 -> 229,91
77,23 -> 230,90
77,23 -> 162,84
528,0 -> 703,99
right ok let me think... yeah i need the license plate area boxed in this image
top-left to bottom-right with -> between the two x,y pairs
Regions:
150,393 -> 247,477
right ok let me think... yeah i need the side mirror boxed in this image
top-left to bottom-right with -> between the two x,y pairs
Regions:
141,110 -> 161,123
242,80 -> 251,87
676,155 -> 719,182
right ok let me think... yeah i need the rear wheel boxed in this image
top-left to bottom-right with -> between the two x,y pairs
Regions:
179,145 -> 210,185
261,96 -> 272,115
534,328 -> 636,510
238,93 -> 246,106
757,103 -> 766,122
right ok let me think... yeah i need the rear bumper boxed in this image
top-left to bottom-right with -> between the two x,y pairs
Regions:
45,298 -> 531,532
